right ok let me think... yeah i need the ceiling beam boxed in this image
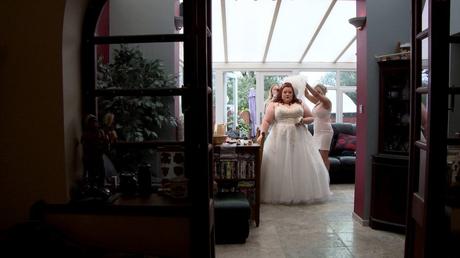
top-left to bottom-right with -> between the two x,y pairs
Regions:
213,61 -> 356,70
333,35 -> 356,63
299,0 -> 337,63
262,0 -> 282,63
221,0 -> 228,63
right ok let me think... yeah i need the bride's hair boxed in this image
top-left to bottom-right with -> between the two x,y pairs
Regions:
273,82 -> 302,104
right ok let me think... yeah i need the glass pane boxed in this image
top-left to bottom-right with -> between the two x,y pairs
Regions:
447,146 -> 460,187
267,0 -> 331,62
303,1 -> 356,62
343,91 -> 357,124
421,68 -> 429,88
421,94 -> 428,142
225,71 -> 257,138
300,71 -> 337,86
106,147 -> 186,187
448,94 -> 460,139
108,148 -> 159,180
382,91 -> 410,154
336,40 -> 357,63
339,71 -> 357,86
96,96 -> 183,142
263,75 -> 286,102
421,37 -> 429,88
418,148 -> 426,196
225,73 -> 237,132
225,0 -> 276,62
96,43 -> 182,89
211,0 -> 224,62
95,0 -> 183,36
421,0 -> 429,31
212,71 -> 216,125
211,0 -> 358,64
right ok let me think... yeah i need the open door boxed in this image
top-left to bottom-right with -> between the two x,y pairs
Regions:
405,0 -> 455,257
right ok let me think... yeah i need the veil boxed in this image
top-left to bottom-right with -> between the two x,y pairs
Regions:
283,75 -> 313,109
283,75 -> 307,100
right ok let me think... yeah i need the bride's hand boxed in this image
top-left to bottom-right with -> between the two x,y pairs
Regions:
295,117 -> 304,127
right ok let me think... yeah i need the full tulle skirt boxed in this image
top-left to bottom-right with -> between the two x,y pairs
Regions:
260,123 -> 332,204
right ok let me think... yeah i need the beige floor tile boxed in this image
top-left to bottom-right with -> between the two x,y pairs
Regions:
215,184 -> 405,258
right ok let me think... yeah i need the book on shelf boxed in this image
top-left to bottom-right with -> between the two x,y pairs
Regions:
214,153 -> 256,179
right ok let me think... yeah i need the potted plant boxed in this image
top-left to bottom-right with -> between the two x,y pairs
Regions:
96,45 -> 179,171
97,45 -> 178,142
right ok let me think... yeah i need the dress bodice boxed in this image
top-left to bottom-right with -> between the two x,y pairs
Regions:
312,104 -> 332,132
312,104 -> 331,120
275,103 -> 303,124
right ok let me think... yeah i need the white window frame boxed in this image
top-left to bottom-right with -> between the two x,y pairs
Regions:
213,63 -> 356,129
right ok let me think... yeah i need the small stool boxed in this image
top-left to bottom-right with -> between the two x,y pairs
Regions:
214,192 -> 251,244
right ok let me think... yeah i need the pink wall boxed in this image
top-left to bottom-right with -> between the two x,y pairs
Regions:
354,0 -> 367,219
96,2 -> 110,63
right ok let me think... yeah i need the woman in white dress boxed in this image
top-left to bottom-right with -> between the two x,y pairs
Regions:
304,83 -> 333,170
256,82 -> 331,204
264,83 -> 280,111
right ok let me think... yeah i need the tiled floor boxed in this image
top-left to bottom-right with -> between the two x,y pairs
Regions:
215,184 -> 405,258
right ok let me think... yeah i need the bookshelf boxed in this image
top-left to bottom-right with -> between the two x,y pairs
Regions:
213,144 -> 261,226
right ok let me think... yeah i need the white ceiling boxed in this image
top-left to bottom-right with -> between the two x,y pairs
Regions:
211,0 -> 357,66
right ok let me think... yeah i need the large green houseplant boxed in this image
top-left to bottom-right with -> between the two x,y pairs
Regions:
97,45 -> 178,142
96,45 -> 179,171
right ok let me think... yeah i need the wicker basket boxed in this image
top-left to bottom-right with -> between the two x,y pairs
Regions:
213,135 -> 227,145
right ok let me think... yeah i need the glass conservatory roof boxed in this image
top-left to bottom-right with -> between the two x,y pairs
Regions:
211,0 -> 357,66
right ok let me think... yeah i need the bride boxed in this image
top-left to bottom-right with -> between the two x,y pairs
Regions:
257,82 -> 331,204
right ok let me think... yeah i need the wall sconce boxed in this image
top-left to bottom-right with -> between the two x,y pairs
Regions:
349,16 -> 366,30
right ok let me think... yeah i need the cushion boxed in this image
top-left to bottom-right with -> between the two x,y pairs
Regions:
337,156 -> 356,167
340,150 -> 356,156
335,133 -> 357,151
328,157 -> 341,167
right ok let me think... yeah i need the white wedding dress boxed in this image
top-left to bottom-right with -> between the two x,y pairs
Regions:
260,103 -> 332,204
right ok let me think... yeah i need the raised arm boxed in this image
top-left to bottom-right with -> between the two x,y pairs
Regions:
304,83 -> 319,104
306,83 -> 332,110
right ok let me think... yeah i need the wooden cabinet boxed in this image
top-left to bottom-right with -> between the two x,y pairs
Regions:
370,154 -> 408,233
38,194 -> 193,258
377,59 -> 410,154
370,59 -> 410,233
213,144 -> 261,226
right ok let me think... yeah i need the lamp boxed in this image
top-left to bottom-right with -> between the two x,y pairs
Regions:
348,16 -> 366,30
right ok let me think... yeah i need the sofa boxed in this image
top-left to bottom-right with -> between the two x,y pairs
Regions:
308,123 -> 356,184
